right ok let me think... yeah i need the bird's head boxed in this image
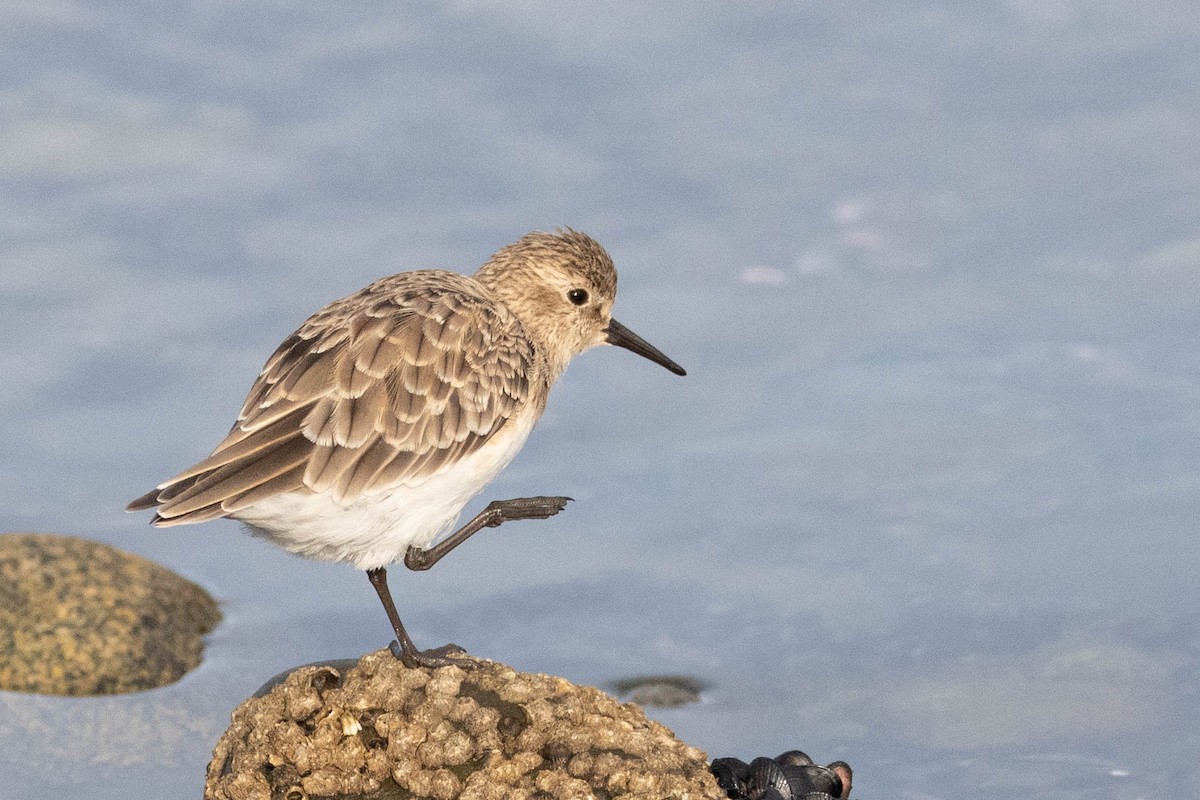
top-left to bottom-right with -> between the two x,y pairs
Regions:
476,229 -> 686,379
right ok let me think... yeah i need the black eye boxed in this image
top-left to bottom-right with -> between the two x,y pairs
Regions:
567,288 -> 589,306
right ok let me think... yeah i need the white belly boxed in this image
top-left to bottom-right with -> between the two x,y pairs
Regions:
230,412 -> 538,570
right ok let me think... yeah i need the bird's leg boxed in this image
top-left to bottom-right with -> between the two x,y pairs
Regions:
404,496 -> 572,571
366,567 -> 468,668
376,497 -> 570,666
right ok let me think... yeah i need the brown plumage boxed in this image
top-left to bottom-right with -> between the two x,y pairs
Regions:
128,228 -> 685,667
128,270 -> 536,523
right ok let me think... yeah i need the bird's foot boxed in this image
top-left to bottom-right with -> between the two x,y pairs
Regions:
388,639 -> 478,669
484,495 -> 573,526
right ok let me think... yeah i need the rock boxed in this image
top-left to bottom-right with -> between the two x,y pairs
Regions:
206,650 -> 723,800
0,532 -> 221,695
613,675 -> 704,708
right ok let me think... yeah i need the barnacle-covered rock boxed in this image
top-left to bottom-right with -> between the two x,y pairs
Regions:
205,650 -> 723,800
0,532 -> 220,695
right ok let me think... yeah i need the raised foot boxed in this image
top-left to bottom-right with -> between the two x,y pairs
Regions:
404,495 -> 573,572
388,640 -> 478,669
484,495 -> 573,525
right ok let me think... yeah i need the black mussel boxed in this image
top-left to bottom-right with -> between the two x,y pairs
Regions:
710,751 -> 852,799
828,761 -> 852,799
780,763 -> 841,797
711,757 -> 750,796
775,750 -> 814,766
748,756 -> 793,799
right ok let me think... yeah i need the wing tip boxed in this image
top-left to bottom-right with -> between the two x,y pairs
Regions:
126,489 -> 161,513
127,488 -> 225,527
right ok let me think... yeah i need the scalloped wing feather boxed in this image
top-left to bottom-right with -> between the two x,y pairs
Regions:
137,271 -> 536,524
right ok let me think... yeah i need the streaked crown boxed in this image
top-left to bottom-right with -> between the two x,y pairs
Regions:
474,229 -> 619,375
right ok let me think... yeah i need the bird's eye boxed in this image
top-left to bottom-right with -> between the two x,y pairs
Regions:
567,288 -> 589,306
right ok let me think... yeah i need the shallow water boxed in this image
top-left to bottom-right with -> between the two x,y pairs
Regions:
3,3 -> 1199,798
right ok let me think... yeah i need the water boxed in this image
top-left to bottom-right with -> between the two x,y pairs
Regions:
3,2 -> 1199,798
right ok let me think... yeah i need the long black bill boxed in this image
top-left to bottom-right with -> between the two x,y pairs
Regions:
605,318 -> 687,376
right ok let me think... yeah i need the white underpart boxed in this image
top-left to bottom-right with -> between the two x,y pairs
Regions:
230,409 -> 540,570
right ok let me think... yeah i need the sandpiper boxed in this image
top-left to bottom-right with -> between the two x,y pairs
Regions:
128,229 -> 685,667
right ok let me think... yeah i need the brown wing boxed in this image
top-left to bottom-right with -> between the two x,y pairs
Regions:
128,271 -> 535,526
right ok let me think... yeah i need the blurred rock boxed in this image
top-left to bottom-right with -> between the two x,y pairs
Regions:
613,674 -> 704,708
0,532 -> 220,695
206,650 -> 723,800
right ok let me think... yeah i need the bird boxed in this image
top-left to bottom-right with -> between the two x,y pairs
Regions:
128,229 -> 686,668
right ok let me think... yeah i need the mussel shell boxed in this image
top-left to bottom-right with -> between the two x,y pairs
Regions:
711,752 -> 852,799
780,763 -> 842,797
775,750 -> 815,766
827,760 -> 852,799
748,756 -> 794,799
711,757 -> 750,795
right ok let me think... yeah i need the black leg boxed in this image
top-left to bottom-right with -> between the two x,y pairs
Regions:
366,567 -> 468,668
404,496 -> 571,571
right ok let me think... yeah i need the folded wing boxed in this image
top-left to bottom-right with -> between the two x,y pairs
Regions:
128,271 -> 534,526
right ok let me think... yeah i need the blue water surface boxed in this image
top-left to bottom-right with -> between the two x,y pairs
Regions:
2,3 -> 1198,798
